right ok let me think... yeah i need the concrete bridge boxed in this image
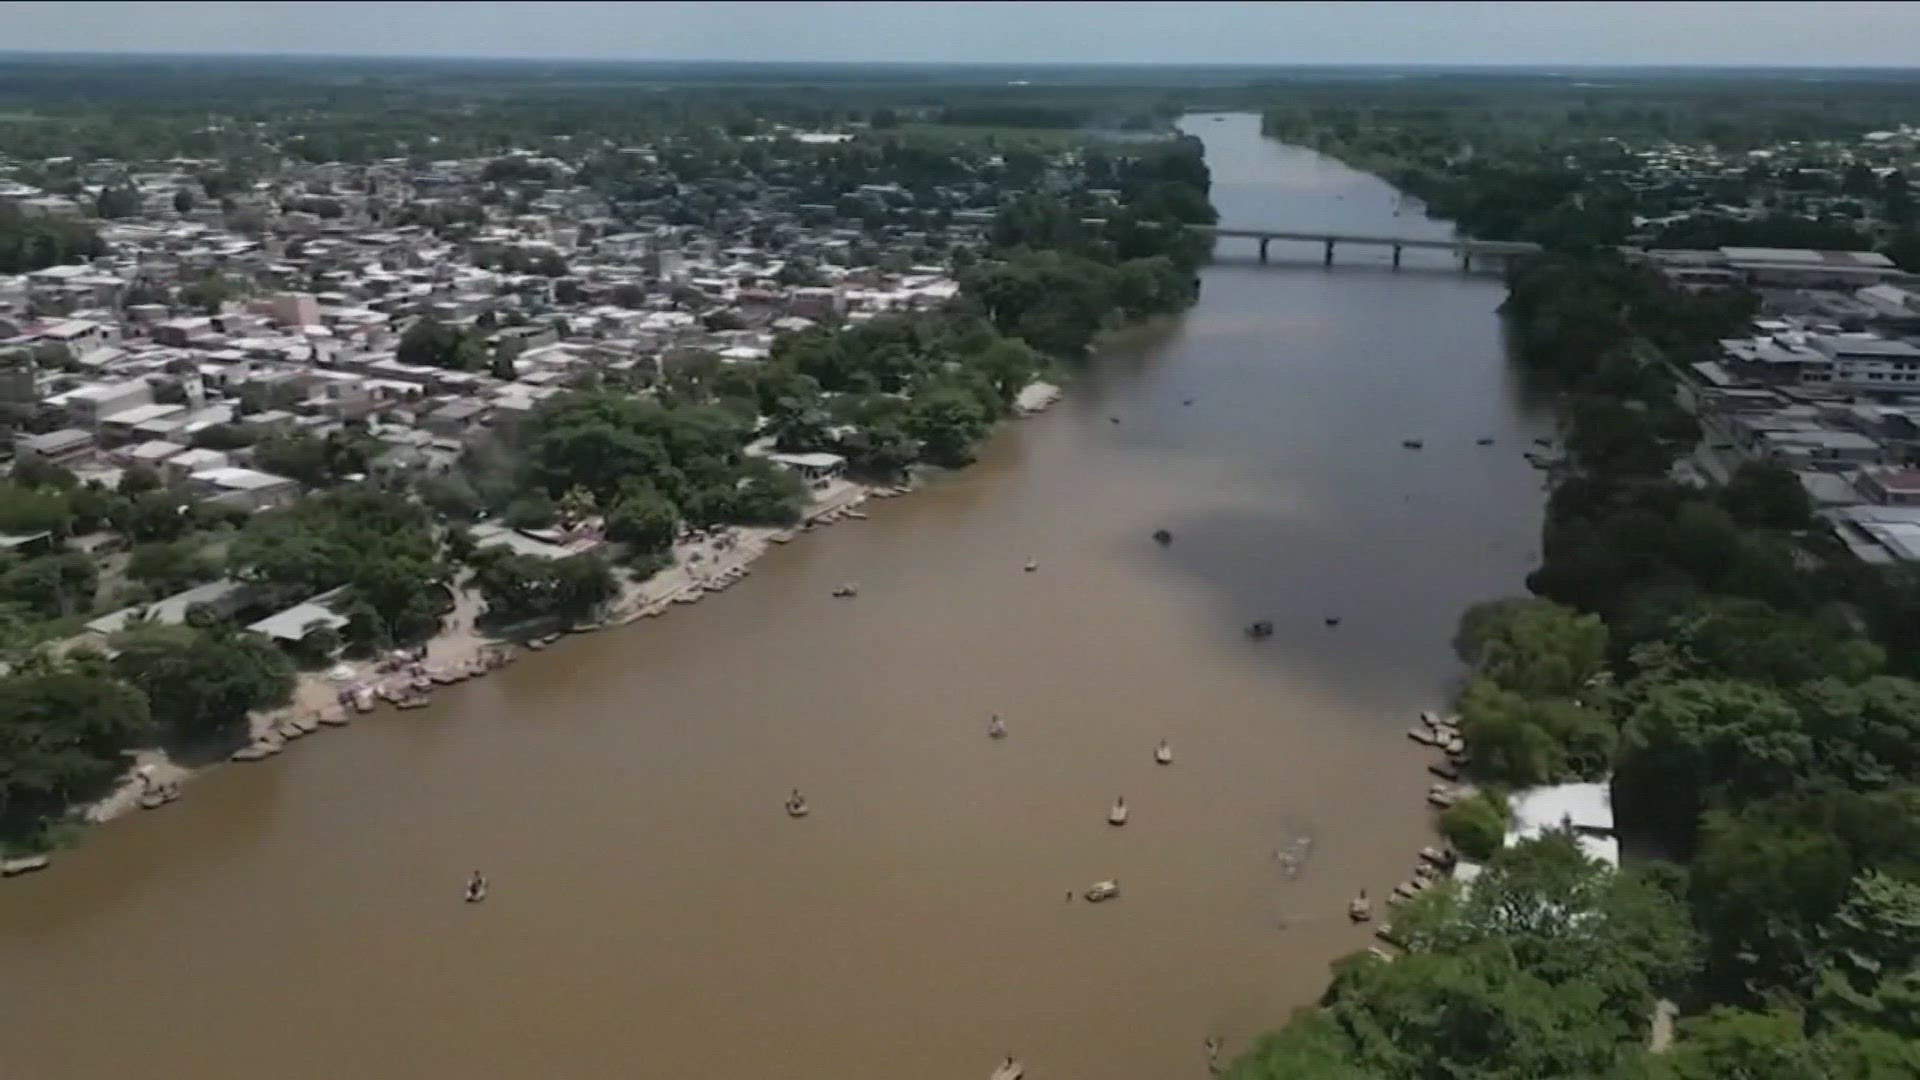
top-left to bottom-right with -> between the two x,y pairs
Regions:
1203,227 -> 1543,270
952,211 -> 1543,270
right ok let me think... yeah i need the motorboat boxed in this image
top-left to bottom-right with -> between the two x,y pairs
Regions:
1085,879 -> 1120,902
831,582 -> 859,598
1245,619 -> 1274,639
1154,739 -> 1173,765
1109,415 -> 1121,424
1108,796 -> 1128,826
1324,615 -> 1342,628
1476,437 -> 1496,446
465,873 -> 488,904
988,714 -> 1007,739
1427,784 -> 1459,808
1152,528 -> 1173,545
1402,438 -> 1424,449
991,1058 -> 1024,1080
1024,559 -> 1038,572
1348,890 -> 1373,923
785,790 -> 810,818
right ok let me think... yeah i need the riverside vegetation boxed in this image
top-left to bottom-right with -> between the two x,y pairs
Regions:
1229,87 -> 1920,1079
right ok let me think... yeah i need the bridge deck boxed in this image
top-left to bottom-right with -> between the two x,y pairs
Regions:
1204,228 -> 1540,254
948,211 -> 1542,256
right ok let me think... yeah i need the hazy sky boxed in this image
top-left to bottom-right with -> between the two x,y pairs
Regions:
5,1 -> 1920,67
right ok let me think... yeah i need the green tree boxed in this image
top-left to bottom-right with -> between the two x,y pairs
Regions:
1438,788 -> 1509,860
1637,1007 -> 1826,1080
1321,949 -> 1629,1079
606,488 -> 679,558
1396,834 -> 1699,1028
116,463 -> 163,497
396,317 -> 484,370
907,386 -> 990,468
126,541 -> 217,596
1222,1013 -> 1374,1080
109,626 -> 294,741
1616,679 -> 1812,840
0,551 -> 97,617
0,667 -> 151,838
94,184 -> 141,219
229,487 -> 449,645
1454,597 -> 1608,694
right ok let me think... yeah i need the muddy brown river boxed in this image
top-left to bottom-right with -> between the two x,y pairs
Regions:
0,114 -> 1551,1080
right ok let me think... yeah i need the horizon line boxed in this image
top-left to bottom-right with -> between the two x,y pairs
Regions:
1,49 -> 1919,72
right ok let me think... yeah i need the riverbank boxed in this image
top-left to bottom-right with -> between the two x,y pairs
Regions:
66,380 -> 1069,843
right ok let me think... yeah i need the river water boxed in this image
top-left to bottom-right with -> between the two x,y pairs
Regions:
0,114 -> 1550,1080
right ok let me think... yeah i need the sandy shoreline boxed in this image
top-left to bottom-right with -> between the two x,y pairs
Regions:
67,382 -> 1066,837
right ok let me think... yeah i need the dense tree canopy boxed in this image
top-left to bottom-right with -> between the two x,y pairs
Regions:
0,667 -> 151,841
109,626 -> 295,741
0,204 -> 104,273
228,487 -> 449,647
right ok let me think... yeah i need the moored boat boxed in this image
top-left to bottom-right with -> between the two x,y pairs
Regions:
1107,796 -> 1128,826
1085,879 -> 1120,902
1154,739 -> 1173,765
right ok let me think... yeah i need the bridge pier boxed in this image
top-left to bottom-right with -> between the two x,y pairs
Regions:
1323,238 -> 1335,267
1391,244 -> 1402,270
1258,237 -> 1269,265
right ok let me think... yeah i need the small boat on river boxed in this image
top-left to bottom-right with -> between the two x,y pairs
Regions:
988,714 -> 1007,739
1108,796 -> 1128,826
1348,890 -> 1373,923
1154,739 -> 1173,765
465,872 -> 488,904
1024,558 -> 1038,572
991,1058 -> 1024,1080
1246,619 -> 1274,639
1152,528 -> 1173,545
1402,438 -> 1424,449
1476,437 -> 1496,446
831,582 -> 859,598
785,789 -> 810,818
1085,879 -> 1120,902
